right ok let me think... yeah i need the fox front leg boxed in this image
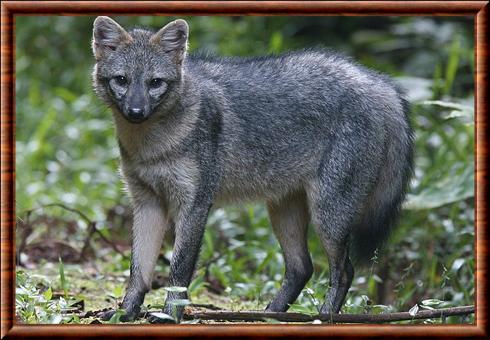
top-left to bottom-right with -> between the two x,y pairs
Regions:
100,190 -> 169,322
158,204 -> 210,322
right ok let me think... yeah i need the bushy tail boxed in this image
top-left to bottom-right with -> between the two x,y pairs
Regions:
350,97 -> 414,265
349,194 -> 408,265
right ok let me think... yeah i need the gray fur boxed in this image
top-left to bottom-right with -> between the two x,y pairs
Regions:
92,17 -> 414,321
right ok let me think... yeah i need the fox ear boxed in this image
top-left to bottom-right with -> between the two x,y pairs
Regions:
150,19 -> 189,64
92,16 -> 131,60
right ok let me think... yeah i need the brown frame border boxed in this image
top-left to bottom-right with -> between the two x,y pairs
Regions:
1,1 -> 488,338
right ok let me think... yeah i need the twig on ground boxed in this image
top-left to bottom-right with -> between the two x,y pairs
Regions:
188,303 -> 224,311
79,305 -> 474,324
183,305 -> 475,323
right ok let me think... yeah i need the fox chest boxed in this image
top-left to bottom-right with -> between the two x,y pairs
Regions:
123,157 -> 199,205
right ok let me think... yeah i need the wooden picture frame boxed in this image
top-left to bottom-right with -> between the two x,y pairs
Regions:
1,1 -> 488,338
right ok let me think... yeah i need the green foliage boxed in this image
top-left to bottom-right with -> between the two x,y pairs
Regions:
108,309 -> 127,324
16,16 -> 474,324
16,270 -> 75,324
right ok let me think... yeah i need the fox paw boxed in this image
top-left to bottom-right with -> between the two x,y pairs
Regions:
96,309 -> 138,322
147,313 -> 177,324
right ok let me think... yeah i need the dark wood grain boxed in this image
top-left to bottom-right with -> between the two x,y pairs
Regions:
3,323 -> 489,339
475,1 -> 489,335
1,2 -> 15,339
1,1 -> 488,338
2,1 -> 488,15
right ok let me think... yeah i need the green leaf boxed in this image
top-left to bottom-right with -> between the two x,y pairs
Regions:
421,100 -> 468,111
164,286 -> 187,293
148,304 -> 165,309
288,304 -> 315,314
188,275 -> 204,296
370,305 -> 391,314
43,287 -> 53,301
404,165 -> 474,210
444,36 -> 461,95
108,309 -> 126,324
209,263 -> 228,287
450,258 -> 466,273
54,87 -> 77,102
421,299 -> 443,306
409,304 -> 419,316
149,312 -> 175,322
49,314 -> 63,324
420,100 -> 474,121
181,319 -> 201,324
203,231 -> 214,257
256,248 -> 276,274
269,31 -> 283,53
112,285 -> 124,299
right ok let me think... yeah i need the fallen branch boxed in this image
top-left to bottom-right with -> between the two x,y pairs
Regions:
183,305 -> 474,323
187,303 -> 223,311
79,303 -> 223,319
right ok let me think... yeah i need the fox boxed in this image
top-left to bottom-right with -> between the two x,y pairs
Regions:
92,16 -> 414,322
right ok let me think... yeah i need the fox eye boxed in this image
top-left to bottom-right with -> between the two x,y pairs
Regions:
149,78 -> 165,88
114,75 -> 127,86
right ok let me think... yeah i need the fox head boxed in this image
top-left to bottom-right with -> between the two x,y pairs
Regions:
92,17 -> 189,124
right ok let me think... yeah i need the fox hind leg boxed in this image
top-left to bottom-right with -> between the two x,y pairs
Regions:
307,147 -> 376,314
308,186 -> 356,314
265,191 -> 313,312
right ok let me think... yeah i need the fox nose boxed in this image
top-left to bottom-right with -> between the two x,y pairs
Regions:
127,107 -> 145,121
